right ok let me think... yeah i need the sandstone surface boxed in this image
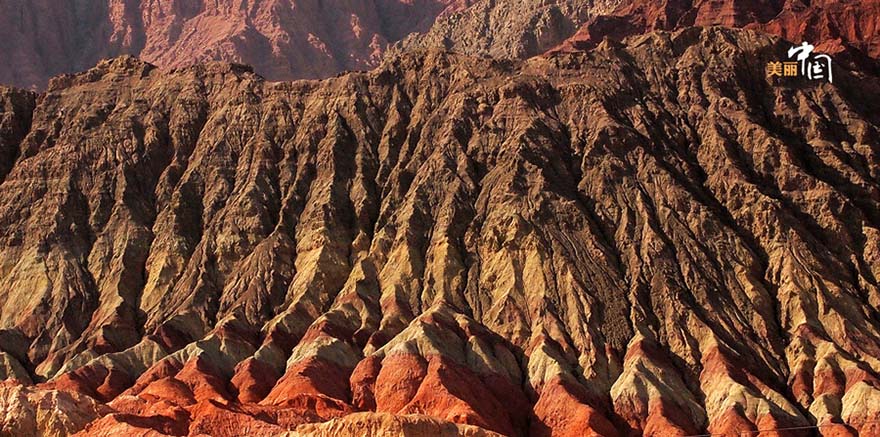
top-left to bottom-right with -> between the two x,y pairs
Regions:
0,25 -> 878,436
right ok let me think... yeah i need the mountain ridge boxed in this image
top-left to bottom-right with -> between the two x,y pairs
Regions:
554,0 -> 880,59
0,25 -> 878,436
0,0 -> 468,90
5,0 -> 880,92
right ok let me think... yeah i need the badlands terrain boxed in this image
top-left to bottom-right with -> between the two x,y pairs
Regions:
2,0 -> 879,89
0,0 -> 878,436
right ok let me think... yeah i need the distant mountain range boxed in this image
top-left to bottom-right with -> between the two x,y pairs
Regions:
0,0 -> 467,89
2,0 -> 878,90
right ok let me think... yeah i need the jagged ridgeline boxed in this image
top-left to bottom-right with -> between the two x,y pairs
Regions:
0,27 -> 879,437
6,0 -> 879,92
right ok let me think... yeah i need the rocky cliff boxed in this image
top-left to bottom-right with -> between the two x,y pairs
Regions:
557,0 -> 880,59
0,26 -> 879,436
391,0 -> 880,72
388,0 -> 622,61
0,0 -> 466,90
3,0 -> 878,92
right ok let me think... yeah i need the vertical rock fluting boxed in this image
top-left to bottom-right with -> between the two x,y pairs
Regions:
0,26 -> 878,436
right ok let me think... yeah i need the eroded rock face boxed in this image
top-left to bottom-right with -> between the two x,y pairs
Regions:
0,88 -> 35,183
394,0 -> 880,74
0,0 -> 466,90
557,0 -> 880,60
0,381 -> 110,437
3,0 -> 878,92
0,26 -> 878,436
389,0 -> 623,62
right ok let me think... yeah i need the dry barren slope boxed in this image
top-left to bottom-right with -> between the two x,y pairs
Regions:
0,0 -> 466,90
389,0 -> 622,60
398,0 -> 880,71
557,0 -> 880,61
4,0 -> 879,93
0,26 -> 878,436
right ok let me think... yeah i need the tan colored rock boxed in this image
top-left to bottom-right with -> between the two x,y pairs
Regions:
0,25 -> 877,436
0,381 -> 110,437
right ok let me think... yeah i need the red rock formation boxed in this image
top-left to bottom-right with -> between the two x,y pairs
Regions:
0,24 -> 879,437
531,377 -> 620,437
751,0 -> 880,57
555,0 -> 880,60
230,357 -> 280,403
0,0 -> 467,90
289,412 -> 505,436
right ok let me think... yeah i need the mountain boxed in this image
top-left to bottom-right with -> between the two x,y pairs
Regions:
388,0 -> 622,61
3,0 -> 879,93
0,26 -> 879,436
0,0 -> 467,90
556,0 -> 880,58
390,0 -> 880,72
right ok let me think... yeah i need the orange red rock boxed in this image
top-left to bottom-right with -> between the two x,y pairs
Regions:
555,0 -> 880,60
0,19 -> 878,437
